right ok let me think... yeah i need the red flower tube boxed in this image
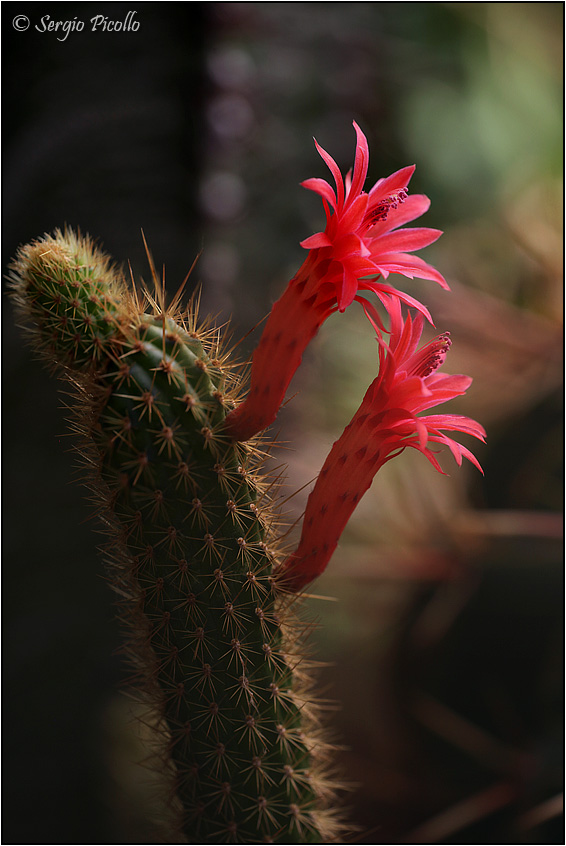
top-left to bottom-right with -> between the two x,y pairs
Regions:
224,123 -> 449,443
278,298 -> 485,593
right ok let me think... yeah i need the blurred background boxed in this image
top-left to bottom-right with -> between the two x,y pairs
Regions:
3,3 -> 563,843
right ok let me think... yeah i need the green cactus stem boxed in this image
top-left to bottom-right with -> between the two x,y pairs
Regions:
9,230 -> 345,844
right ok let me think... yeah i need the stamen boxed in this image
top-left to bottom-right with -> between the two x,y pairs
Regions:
406,332 -> 451,378
366,187 -> 408,224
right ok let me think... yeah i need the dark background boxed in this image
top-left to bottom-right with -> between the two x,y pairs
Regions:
3,3 -> 563,843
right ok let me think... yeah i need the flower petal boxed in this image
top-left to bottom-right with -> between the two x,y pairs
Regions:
374,252 -> 450,289
334,233 -> 369,261
354,295 -> 386,335
369,165 -> 416,200
348,121 -> 370,202
428,433 -> 484,473
314,137 -> 345,209
421,413 -> 486,440
370,227 -> 443,254
301,177 -> 337,210
300,231 -> 333,250
338,266 -> 360,312
369,194 -> 431,234
363,281 -> 434,325
339,192 -> 369,234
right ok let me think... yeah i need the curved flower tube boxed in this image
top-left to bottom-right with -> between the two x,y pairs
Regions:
278,298 -> 485,593
224,123 -> 448,443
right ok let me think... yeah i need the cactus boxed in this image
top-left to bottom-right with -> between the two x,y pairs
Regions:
9,123 -> 484,844
9,230 -> 342,844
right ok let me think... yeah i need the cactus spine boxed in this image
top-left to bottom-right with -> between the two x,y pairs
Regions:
9,230 -> 342,844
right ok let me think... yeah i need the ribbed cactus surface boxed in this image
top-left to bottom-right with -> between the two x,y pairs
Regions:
9,231 -> 340,844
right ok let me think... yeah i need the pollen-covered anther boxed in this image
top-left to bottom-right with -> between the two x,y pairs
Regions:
367,187 -> 409,224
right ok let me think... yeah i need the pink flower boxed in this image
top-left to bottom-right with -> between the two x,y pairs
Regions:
224,123 -> 447,443
278,298 -> 485,593
300,121 -> 449,315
